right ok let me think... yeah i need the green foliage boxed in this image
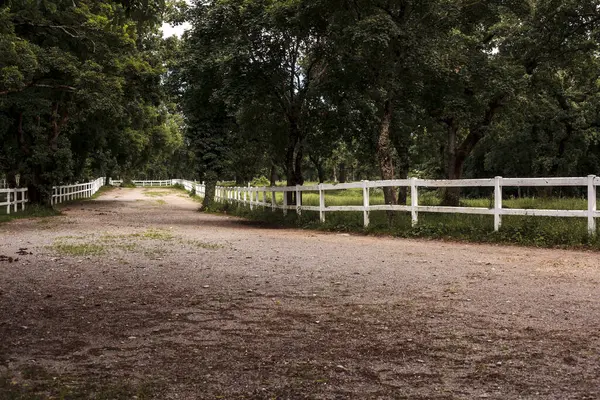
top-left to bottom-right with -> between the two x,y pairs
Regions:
250,176 -> 270,187
0,0 -> 190,202
176,0 -> 600,201
213,199 -> 600,249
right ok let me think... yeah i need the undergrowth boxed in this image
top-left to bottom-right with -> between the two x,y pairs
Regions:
205,200 -> 600,249
0,205 -> 61,223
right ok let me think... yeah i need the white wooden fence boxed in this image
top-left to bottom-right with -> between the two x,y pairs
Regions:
0,188 -> 28,214
109,179 -> 173,187
120,176 -> 600,236
211,176 -> 600,236
109,178 -> 207,196
51,177 -> 105,205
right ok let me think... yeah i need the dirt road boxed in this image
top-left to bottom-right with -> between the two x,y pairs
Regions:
0,187 -> 599,399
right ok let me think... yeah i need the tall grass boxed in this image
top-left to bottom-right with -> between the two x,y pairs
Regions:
253,188 -> 592,210
209,190 -> 600,249
0,204 -> 61,223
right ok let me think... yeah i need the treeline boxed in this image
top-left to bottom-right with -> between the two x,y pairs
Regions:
0,0 -> 190,202
177,0 -> 600,206
2,1 -> 599,207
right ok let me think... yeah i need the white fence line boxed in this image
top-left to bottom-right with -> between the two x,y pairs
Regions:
109,179 -> 207,197
122,176 -> 600,236
211,175 -> 599,236
109,179 -> 172,187
0,188 -> 28,214
51,177 -> 105,205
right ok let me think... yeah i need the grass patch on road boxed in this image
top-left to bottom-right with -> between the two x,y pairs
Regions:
141,229 -> 174,240
186,240 -> 224,250
50,242 -> 106,256
143,190 -> 170,197
100,229 -> 174,241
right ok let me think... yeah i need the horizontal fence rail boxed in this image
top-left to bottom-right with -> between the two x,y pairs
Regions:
51,177 -> 105,205
110,179 -> 207,197
123,176 -> 600,237
0,188 -> 28,214
109,179 -> 172,187
211,175 -> 600,237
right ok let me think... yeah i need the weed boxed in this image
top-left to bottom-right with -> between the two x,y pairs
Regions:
155,199 -> 167,205
142,229 -> 174,240
186,240 -> 224,250
143,190 -> 169,197
117,243 -> 138,252
100,229 -> 174,242
50,242 -> 106,256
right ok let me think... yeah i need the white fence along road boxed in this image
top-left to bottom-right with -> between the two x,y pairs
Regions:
1,188 -> 28,214
51,178 -> 105,205
119,176 -> 600,236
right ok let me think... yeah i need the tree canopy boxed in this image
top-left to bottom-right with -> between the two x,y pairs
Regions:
0,0 -> 186,201
2,0 -> 599,207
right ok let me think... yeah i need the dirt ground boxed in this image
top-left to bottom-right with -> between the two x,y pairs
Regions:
0,187 -> 599,400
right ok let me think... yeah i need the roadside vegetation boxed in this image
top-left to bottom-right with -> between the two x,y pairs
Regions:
0,205 -> 60,224
207,191 -> 600,249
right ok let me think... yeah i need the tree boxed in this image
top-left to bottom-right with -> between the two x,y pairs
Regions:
0,0 -> 179,202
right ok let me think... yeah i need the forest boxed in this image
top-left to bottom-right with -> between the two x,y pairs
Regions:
1,0 -> 600,206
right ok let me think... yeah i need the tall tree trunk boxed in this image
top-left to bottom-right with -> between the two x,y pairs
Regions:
442,120 -> 461,206
26,166 -> 48,204
390,125 -> 410,205
200,180 -> 217,211
441,96 -> 504,206
270,163 -> 278,186
309,155 -> 325,184
285,119 -> 303,205
377,99 -> 397,206
6,171 -> 18,188
338,162 -> 347,183
317,164 -> 325,184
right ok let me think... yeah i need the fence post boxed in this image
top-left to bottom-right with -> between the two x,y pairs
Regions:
588,175 -> 596,236
410,177 -> 418,227
283,189 -> 288,216
362,180 -> 370,228
21,190 -> 25,211
494,176 -> 503,231
296,185 -> 302,216
6,190 -> 10,215
263,189 -> 267,209
271,189 -> 276,212
319,184 -> 325,223
13,188 -> 17,213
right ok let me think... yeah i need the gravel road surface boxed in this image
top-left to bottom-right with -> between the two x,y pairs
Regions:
0,187 -> 599,399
